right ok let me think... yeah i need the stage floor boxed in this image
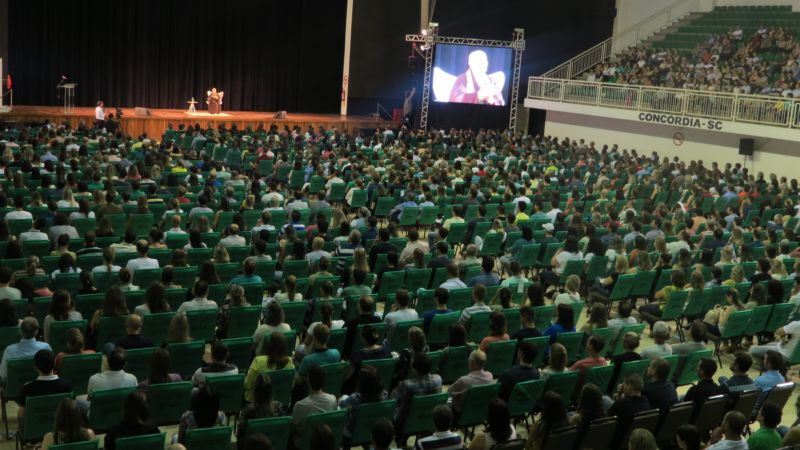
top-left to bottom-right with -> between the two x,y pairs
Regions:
0,106 -> 397,138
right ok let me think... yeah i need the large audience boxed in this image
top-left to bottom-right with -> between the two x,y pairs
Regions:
0,119 -> 798,450
586,26 -> 800,97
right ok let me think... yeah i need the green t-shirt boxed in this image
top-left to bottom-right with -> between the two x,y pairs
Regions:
747,427 -> 782,450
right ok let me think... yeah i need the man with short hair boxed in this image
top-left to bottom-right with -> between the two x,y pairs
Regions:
87,348 -> 138,397
0,267 -> 22,300
718,352 -> 755,394
19,218 -> 49,243
176,281 -> 218,315
399,229 -> 429,266
391,352 -> 443,415
498,341 -> 539,401
371,418 -> 395,450
297,324 -> 341,380
683,358 -> 724,408
112,314 -> 155,351
126,240 -> 160,273
6,195 -> 33,221
17,349 -> 72,419
569,335 -> 608,388
467,256 -> 501,287
427,241 -> 451,270
707,411 -> 748,450
415,404 -> 463,450
640,321 -> 673,359
747,401 -> 783,450
251,211 -> 276,241
191,341 -> 238,387
607,374 -> 651,442
754,350 -> 787,392
340,269 -> 372,298
305,237 -> 332,270
642,357 -> 679,412
220,224 -> 247,248
229,260 -> 263,287
448,350 -> 493,413
166,215 -> 187,236
368,228 -> 395,271
291,365 -> 338,448
421,288 -> 451,334
0,317 -> 51,384
384,290 -> 418,340
459,284 -> 490,325
344,296 -> 382,359
509,306 -> 542,340
76,231 -> 102,256
439,263 -> 467,291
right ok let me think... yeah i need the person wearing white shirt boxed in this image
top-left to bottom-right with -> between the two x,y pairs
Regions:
5,196 -> 33,221
87,348 -> 137,398
439,264 -> 467,291
176,281 -> 219,316
94,101 -> 105,125
19,218 -> 49,243
459,284 -> 491,325
383,290 -> 419,340
219,224 -> 246,248
545,199 -> 562,224
125,240 -> 160,273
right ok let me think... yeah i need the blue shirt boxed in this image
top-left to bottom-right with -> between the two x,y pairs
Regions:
228,274 -> 263,287
395,201 -> 418,220
0,338 -> 52,380
754,370 -> 785,392
422,309 -> 452,333
298,348 -> 341,377
467,272 -> 501,287
543,323 -> 576,344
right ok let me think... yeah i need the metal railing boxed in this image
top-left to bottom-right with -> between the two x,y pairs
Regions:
542,0 -> 699,79
527,77 -> 800,129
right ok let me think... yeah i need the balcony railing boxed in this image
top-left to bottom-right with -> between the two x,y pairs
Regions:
527,77 -> 800,129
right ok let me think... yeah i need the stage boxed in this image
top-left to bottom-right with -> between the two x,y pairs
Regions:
0,106 -> 399,139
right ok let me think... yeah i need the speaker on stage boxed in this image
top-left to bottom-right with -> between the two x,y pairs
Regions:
739,138 -> 754,156
274,111 -> 287,119
135,107 -> 151,117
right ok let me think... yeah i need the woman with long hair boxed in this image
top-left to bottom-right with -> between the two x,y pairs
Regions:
479,311 -> 509,351
274,275 -> 302,302
54,328 -> 94,372
212,244 -> 230,264
244,332 -> 293,403
135,282 -> 170,316
217,284 -> 248,339
137,348 -> 182,390
237,375 -> 282,446
541,343 -> 569,381
339,366 -> 388,439
569,384 -> 607,433
544,303 -> 576,344
92,247 -> 121,275
89,286 -> 128,338
253,302 -> 291,355
526,391 -> 569,450
165,314 -> 192,344
197,261 -> 221,285
40,398 -> 95,449
177,385 -> 226,444
103,391 -> 160,450
468,399 -> 515,450
581,303 -> 609,335
44,290 -> 83,343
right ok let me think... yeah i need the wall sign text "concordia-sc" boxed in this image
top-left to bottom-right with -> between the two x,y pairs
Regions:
638,112 -> 723,130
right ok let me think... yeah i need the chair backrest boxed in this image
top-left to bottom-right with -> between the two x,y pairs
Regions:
543,371 -> 579,405
542,426 -> 578,450
221,337 -> 253,374
88,387 -> 136,431
427,311 -> 461,346
584,364 -> 615,394
439,345 -> 473,384
456,383 -> 502,428
49,441 -> 100,450
246,417 -> 292,450
97,315 -> 129,349
206,374 -> 245,416
348,399 -> 398,446
485,340 -> 518,376
320,361 -> 349,398
764,382 -> 795,411
166,340 -> 205,379
400,392 -> 449,437
48,320 -> 87,354
676,349 -> 713,386
186,308 -> 219,342
124,347 -> 157,381
575,416 -> 618,450
60,353 -> 102,396
300,409 -> 347,450
184,426 -> 233,450
115,432 -> 167,450
621,409 -> 661,448
691,395 -> 728,434
6,358 -> 37,400
19,392 -> 74,444
142,312 -> 176,346
507,379 -> 545,419
731,389 -> 762,421
147,381 -> 193,425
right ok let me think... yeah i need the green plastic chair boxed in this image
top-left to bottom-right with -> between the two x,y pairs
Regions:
389,319 -> 424,353
280,301 -> 306,331
7,218 -> 32,237
405,268 -> 433,294
320,362 -> 349,397
439,345 -> 473,384
584,364 -> 615,394
54,273 -> 82,296
185,426 -> 233,450
207,374 -> 245,416
427,311 -> 461,346
148,381 -> 193,425
586,327 -> 616,358
363,358 -> 396,390
612,324 -> 645,356
485,340 -> 518,376
559,260 -> 586,284
449,289 -> 473,312
124,347 -> 157,381
533,305 -> 555,331
348,399 -> 398,447
88,387 -> 135,430
660,290 -> 689,332
715,309 -> 753,364
22,240 -> 50,257
220,337 -> 253,374
556,332 -> 584,364
116,432 -> 167,450
328,328 -> 347,355
172,266 -> 199,288
630,271 -> 657,298
14,392 -> 73,447
765,303 -> 794,333
226,306 -> 261,339
522,336 -> 550,368
97,315 -> 129,349
48,320 -> 87,354
609,274 -> 636,302
240,282 -> 266,305
508,379 -> 545,423
167,341 -> 205,379
49,441 -> 99,450
617,359 -> 651,385
142,312 -> 176,346
398,393 -> 449,438
186,309 -> 218,342
59,353 -> 102,396
377,271 -> 405,300
299,410 -> 347,450
399,206 -> 420,228
246,417 -> 292,450
283,260 -> 309,279
132,269 -> 162,290
676,349 -> 713,386
455,383 -> 502,434
543,370 -> 579,405
466,311 -> 492,343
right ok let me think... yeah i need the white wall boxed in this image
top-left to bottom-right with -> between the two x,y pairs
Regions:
544,110 -> 800,178
715,0 -> 800,8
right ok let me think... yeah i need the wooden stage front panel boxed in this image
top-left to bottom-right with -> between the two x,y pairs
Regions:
0,106 -> 398,138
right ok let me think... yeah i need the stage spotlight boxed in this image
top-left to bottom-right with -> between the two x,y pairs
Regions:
420,44 -> 430,51
421,29 -> 428,36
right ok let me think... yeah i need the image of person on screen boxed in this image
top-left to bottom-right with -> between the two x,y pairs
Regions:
448,50 -> 506,106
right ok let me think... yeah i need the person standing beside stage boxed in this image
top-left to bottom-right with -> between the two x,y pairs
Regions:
95,101 -> 105,128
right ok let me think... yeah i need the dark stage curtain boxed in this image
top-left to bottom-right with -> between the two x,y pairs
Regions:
8,0 -> 346,113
